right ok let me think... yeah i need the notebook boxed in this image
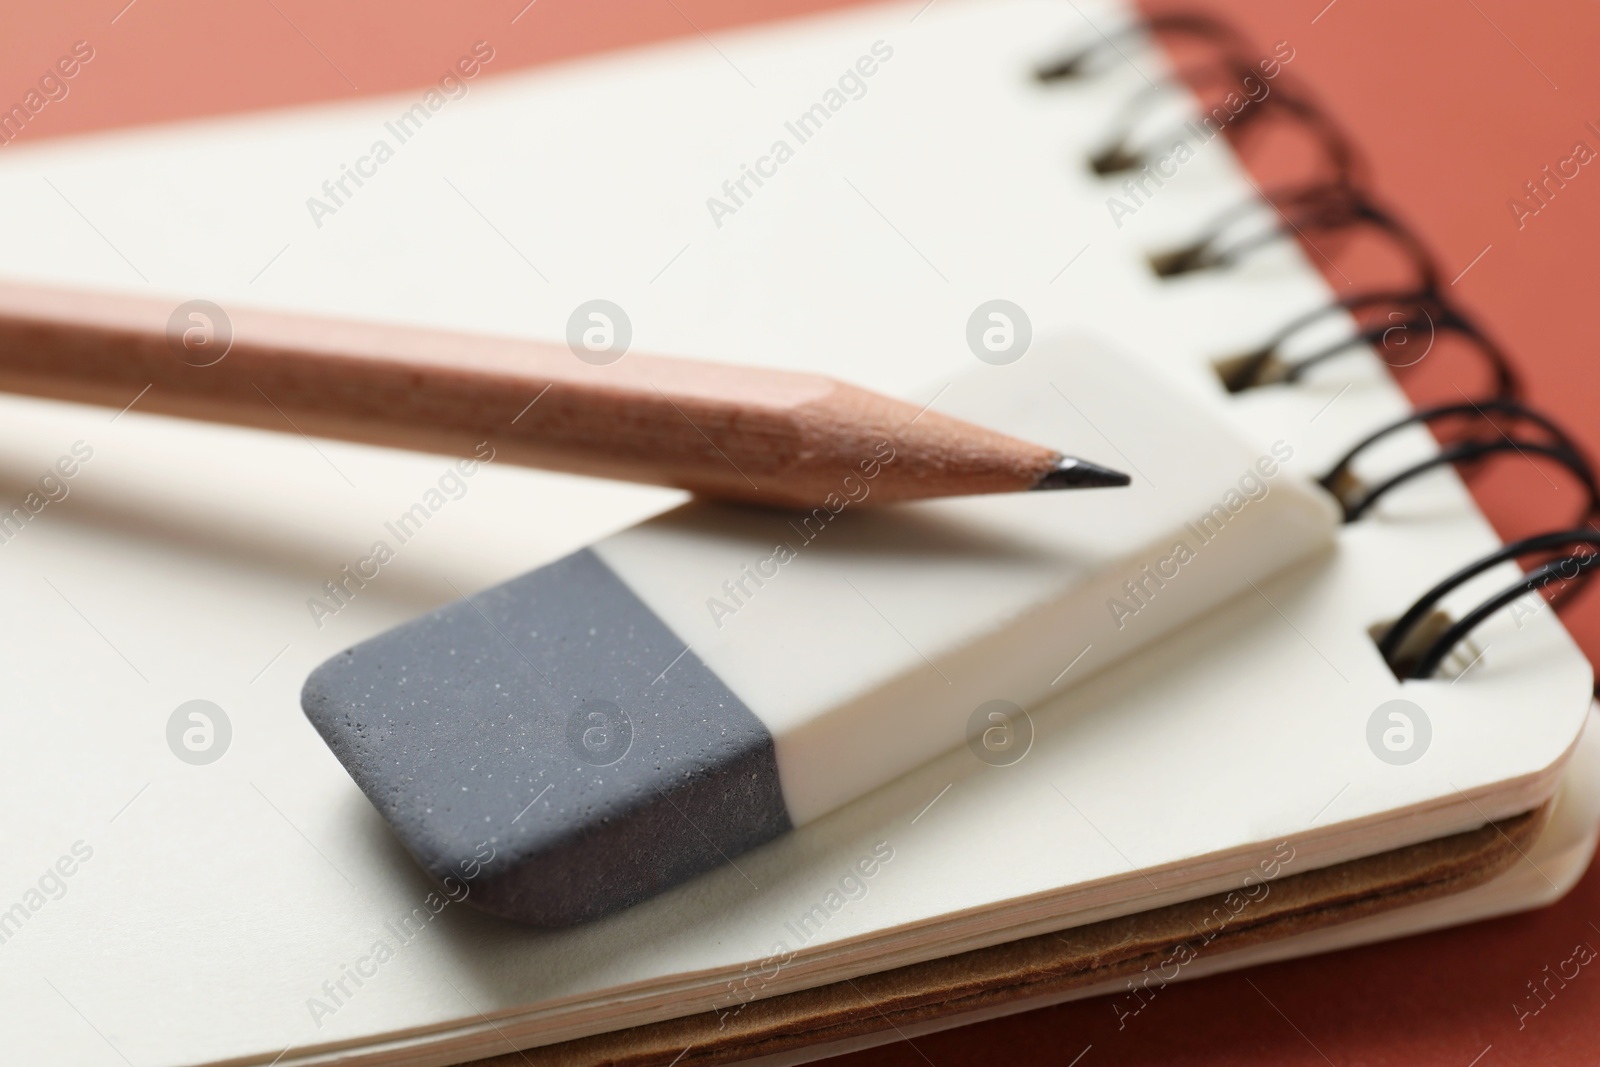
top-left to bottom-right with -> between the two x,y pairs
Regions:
0,0 -> 1591,1064
494,725 -> 1600,1066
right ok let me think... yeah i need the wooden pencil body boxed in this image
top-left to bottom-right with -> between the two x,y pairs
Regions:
0,283 -> 1057,508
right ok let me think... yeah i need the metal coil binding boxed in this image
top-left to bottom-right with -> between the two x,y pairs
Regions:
1041,15 -> 1600,681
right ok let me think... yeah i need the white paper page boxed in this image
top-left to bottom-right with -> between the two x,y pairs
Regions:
761,705 -> 1600,1067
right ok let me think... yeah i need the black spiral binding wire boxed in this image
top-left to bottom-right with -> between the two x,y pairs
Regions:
1084,61 -> 1356,183
1041,16 -> 1600,683
1035,12 -> 1250,82
1219,290 -> 1517,400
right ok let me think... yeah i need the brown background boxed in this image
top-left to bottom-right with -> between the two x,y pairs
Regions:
5,1 -> 1598,1063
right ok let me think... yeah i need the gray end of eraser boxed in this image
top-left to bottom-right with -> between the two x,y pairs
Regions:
300,548 -> 791,926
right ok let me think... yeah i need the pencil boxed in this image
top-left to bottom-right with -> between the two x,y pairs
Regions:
0,281 -> 1128,508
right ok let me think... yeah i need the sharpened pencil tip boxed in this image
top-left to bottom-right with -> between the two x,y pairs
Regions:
1031,456 -> 1132,490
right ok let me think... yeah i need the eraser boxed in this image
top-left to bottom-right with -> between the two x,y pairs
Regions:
302,548 -> 789,925
303,338 -> 1339,925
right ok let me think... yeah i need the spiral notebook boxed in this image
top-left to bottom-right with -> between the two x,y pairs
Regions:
0,1 -> 1595,1065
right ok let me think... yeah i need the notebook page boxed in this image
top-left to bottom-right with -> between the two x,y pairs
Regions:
757,708 -> 1600,1064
